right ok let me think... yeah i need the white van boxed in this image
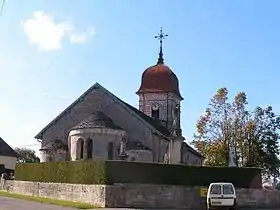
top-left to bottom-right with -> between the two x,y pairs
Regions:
206,182 -> 236,210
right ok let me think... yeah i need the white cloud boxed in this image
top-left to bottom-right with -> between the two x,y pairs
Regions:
70,28 -> 95,44
21,11 -> 94,51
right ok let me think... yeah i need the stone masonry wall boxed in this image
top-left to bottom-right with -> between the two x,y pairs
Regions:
41,87 -> 114,148
182,147 -> 203,166
138,92 -> 181,132
1,180 -> 106,207
109,183 -> 280,209
1,180 -> 280,209
101,102 -> 169,162
40,85 -> 169,164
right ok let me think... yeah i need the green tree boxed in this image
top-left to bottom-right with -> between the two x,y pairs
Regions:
193,87 -> 232,166
14,148 -> 40,163
253,106 -> 280,179
192,87 -> 280,179
232,92 -> 250,166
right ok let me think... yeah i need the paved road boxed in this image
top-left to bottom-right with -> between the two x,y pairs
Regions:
1,196 -> 280,210
0,196 -> 80,210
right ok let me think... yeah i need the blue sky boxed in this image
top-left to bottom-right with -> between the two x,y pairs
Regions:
1,0 -> 280,154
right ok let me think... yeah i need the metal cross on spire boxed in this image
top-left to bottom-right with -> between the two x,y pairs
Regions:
155,27 -> 168,64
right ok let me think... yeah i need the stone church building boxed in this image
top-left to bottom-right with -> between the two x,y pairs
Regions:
35,32 -> 203,165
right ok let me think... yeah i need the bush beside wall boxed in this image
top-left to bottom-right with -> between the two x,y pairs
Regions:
15,160 -> 262,188
15,160 -> 106,184
105,161 -> 262,188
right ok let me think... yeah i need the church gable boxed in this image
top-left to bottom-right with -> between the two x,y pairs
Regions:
36,83 -> 116,147
36,83 -> 170,149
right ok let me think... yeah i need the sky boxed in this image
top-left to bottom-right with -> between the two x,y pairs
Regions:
1,0 -> 280,156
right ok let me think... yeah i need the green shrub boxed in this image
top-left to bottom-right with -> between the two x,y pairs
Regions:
15,160 -> 261,188
15,160 -> 106,184
105,161 -> 261,188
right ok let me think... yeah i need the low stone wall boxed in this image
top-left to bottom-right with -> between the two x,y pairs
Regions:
1,180 -> 106,207
1,180 -> 280,208
106,183 -> 280,209
107,184 -> 204,208
237,188 -> 280,209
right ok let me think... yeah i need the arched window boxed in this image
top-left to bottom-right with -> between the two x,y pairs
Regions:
80,140 -> 84,159
152,109 -> 159,119
77,138 -> 84,160
151,103 -> 160,119
87,138 -> 93,159
108,142 -> 114,160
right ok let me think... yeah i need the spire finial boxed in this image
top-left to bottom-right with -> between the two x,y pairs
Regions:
155,27 -> 168,64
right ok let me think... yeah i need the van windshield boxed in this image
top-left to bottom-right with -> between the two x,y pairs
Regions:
210,185 -> 221,194
222,184 -> 234,194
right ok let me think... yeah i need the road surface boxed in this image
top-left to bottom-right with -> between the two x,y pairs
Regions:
0,196 -> 279,210
0,196 -> 81,210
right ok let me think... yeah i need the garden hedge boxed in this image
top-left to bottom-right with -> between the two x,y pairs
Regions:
15,160 -> 106,184
15,160 -> 262,188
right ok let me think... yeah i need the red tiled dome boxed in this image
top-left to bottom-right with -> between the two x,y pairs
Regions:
136,63 -> 183,100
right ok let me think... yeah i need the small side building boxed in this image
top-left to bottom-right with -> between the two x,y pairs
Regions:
0,137 -> 18,172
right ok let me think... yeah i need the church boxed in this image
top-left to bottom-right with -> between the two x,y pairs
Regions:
35,29 -> 204,165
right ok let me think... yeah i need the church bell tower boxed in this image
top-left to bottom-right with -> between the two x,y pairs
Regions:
136,28 -> 183,135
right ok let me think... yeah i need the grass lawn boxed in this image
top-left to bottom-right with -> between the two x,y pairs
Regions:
0,190 -> 99,209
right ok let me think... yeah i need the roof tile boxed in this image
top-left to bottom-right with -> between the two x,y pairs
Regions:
0,137 -> 18,157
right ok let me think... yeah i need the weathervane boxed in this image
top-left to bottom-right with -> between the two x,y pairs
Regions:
155,27 -> 168,64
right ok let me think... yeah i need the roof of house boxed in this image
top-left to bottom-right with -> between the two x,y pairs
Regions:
0,137 -> 18,157
182,142 -> 204,158
40,139 -> 68,151
71,111 -> 124,131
